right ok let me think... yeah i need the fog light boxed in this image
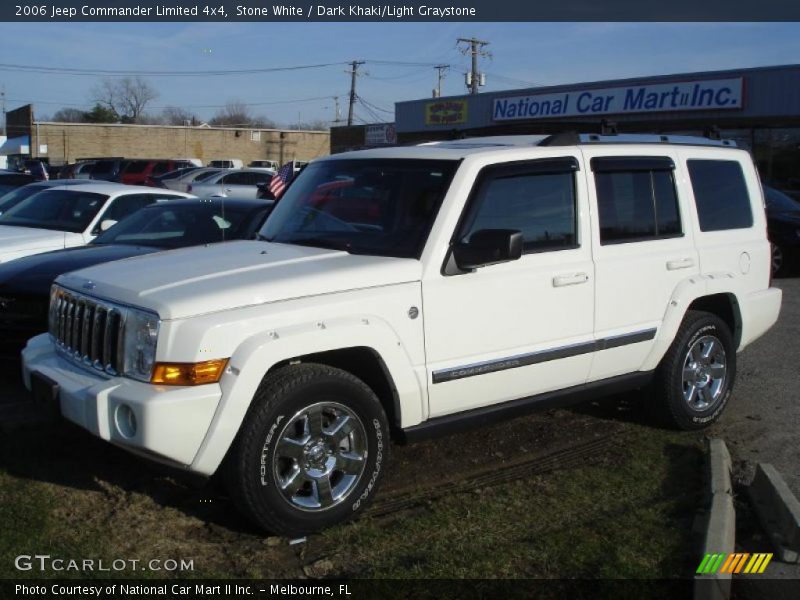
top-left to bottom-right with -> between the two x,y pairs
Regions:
115,404 -> 137,439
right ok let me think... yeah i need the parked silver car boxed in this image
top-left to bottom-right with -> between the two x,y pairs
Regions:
162,168 -> 228,192
187,168 -> 274,198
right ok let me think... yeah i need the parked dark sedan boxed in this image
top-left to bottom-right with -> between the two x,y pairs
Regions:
765,185 -> 800,276
0,171 -> 36,195
0,197 -> 273,357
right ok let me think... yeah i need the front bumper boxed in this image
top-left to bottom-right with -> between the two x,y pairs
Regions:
22,334 -> 222,469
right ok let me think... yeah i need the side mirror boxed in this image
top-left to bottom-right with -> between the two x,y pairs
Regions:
100,219 -> 118,232
452,229 -> 523,270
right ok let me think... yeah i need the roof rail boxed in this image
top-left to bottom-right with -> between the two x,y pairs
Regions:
539,132 -> 737,148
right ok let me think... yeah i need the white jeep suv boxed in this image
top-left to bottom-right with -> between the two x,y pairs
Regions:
22,134 -> 782,535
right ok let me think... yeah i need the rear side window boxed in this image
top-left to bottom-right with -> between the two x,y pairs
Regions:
592,157 -> 682,245
687,160 -> 753,231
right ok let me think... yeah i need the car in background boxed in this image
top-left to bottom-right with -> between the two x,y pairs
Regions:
0,171 -> 36,195
61,161 -> 96,180
0,180 -> 102,215
188,168 -> 274,198
143,166 -> 202,188
250,160 -> 278,170
0,197 -> 274,357
765,185 -> 800,276
120,159 -> 198,186
208,158 -> 243,169
88,158 -> 128,182
162,167 -> 226,192
22,160 -> 49,181
0,183 -> 193,263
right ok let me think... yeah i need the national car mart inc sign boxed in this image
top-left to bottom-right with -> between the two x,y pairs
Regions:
492,78 -> 743,121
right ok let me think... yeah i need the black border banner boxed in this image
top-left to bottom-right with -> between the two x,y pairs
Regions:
3,1 -> 800,22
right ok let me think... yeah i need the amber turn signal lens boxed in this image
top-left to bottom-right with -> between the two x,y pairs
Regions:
151,359 -> 229,386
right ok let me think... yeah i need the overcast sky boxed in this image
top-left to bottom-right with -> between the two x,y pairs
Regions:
1,22 -> 799,126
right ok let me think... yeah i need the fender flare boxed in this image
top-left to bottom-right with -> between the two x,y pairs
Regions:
640,273 -> 741,372
189,314 -> 425,476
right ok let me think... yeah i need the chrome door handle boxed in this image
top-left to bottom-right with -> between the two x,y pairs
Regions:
553,272 -> 589,287
666,257 -> 695,271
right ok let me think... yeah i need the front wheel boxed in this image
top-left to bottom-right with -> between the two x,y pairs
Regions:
650,310 -> 736,430
225,363 -> 389,535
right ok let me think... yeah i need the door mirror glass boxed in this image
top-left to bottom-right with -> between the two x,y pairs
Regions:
453,229 -> 523,270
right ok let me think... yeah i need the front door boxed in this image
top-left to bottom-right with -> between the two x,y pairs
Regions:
423,155 -> 596,418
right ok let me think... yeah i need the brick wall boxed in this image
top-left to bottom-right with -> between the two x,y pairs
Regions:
32,122 -> 330,166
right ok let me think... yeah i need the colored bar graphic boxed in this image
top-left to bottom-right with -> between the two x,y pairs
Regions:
696,552 -> 773,575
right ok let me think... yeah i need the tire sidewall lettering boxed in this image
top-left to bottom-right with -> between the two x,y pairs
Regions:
260,415 -> 284,487
352,418 -> 384,513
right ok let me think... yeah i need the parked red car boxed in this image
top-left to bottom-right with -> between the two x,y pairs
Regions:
120,159 -> 196,186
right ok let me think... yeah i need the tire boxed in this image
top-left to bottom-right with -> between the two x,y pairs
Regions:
771,243 -> 786,277
649,310 -> 736,430
225,363 -> 389,536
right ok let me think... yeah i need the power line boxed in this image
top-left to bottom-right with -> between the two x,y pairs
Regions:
0,61 -> 348,77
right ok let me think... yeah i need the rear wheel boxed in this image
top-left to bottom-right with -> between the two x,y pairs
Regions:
771,243 -> 786,276
225,363 -> 389,536
650,310 -> 736,430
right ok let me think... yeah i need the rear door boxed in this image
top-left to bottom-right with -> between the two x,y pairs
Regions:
581,148 -> 699,381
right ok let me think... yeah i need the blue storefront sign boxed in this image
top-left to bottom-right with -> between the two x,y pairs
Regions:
492,78 -> 743,121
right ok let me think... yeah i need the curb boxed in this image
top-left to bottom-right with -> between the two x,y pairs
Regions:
694,438 -> 735,600
748,463 -> 800,564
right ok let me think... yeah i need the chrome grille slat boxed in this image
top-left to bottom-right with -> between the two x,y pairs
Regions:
49,287 -> 126,376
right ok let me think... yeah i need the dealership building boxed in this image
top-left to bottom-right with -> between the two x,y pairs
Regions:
394,64 -> 800,189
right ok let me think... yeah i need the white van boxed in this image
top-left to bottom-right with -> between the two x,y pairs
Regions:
207,159 -> 243,169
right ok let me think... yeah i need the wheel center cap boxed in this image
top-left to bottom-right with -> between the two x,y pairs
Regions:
306,441 -> 327,465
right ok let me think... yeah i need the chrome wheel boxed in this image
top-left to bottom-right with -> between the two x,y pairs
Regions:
771,243 -> 784,275
682,335 -> 727,411
273,401 -> 367,511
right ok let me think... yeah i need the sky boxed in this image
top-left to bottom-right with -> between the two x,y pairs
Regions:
0,22 -> 799,127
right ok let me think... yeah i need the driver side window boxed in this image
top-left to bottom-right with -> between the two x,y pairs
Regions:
460,160 -> 579,253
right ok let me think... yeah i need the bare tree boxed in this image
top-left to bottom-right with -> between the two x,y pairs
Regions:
161,106 -> 198,126
51,107 -> 86,123
91,76 -> 158,122
287,119 -> 330,131
209,100 -> 275,128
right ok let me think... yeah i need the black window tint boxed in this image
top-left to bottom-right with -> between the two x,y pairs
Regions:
222,172 -> 252,185
463,171 -> 576,252
101,194 -> 154,224
688,160 -> 753,231
595,169 -> 682,244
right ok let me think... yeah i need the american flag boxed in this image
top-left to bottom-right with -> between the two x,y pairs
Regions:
268,161 -> 294,199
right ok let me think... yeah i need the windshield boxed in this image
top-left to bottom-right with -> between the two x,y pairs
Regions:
260,159 -> 457,258
764,186 -> 800,212
0,184 -> 47,214
0,189 -> 109,233
92,202 -> 258,248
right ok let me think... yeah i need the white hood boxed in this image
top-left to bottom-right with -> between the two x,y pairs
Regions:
0,225 -> 81,262
56,240 -> 423,320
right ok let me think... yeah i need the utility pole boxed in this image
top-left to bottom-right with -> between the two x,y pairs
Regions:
347,61 -> 365,126
333,96 -> 342,125
457,37 -> 490,94
433,64 -> 449,98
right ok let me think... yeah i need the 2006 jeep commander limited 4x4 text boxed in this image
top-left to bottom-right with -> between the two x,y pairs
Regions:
22,134 -> 782,535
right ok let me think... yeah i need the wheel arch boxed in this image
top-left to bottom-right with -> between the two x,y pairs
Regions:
641,275 -> 743,372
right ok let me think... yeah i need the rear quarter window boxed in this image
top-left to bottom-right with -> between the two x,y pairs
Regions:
687,159 -> 753,231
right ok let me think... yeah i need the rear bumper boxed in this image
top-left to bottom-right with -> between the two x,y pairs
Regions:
21,334 -> 222,469
738,287 -> 782,350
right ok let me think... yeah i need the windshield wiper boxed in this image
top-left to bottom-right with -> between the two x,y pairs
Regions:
280,235 -> 357,253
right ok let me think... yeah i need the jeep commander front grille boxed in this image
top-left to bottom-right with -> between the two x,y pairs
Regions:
49,287 -> 125,375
